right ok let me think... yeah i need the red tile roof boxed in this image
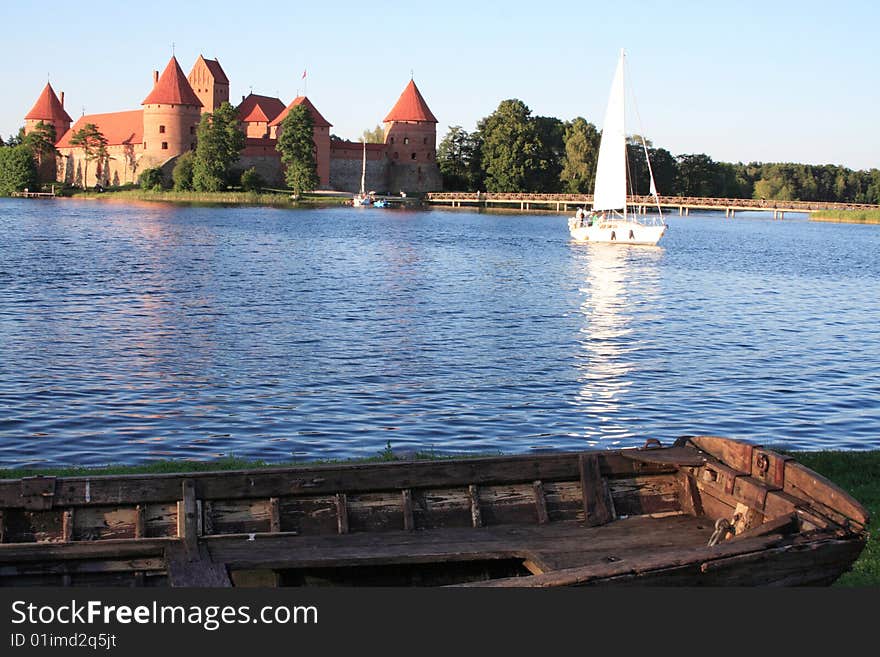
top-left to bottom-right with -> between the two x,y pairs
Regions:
142,57 -> 203,107
383,80 -> 437,123
237,93 -> 286,124
269,96 -> 332,128
25,83 -> 73,124
200,56 -> 229,85
56,110 -> 144,148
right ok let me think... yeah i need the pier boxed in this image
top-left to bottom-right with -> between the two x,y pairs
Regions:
425,192 -> 880,219
11,186 -> 56,199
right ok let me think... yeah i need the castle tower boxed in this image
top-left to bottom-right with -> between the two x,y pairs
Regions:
24,82 -> 72,140
141,56 -> 203,169
383,79 -> 441,193
269,96 -> 332,188
188,55 -> 230,114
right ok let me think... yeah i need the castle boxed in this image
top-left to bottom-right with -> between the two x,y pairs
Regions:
23,55 -> 442,194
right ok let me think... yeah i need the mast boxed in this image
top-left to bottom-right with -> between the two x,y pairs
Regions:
360,141 -> 367,196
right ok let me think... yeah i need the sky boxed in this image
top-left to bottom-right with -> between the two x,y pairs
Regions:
4,0 -> 879,171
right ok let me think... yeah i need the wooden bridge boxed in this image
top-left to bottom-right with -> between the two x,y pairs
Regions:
425,192 -> 879,219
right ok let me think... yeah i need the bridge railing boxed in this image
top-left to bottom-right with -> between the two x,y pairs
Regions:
424,192 -> 879,212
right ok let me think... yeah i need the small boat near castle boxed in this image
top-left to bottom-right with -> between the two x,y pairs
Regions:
0,435 -> 867,587
569,50 -> 667,245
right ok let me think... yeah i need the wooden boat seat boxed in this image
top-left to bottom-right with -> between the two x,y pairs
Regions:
203,513 -> 716,583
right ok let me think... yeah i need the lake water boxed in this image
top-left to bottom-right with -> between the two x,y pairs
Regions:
1,199 -> 878,468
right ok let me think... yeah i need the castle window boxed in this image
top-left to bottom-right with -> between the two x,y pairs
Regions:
161,142 -> 168,150
190,126 -> 196,135
390,137 -> 394,144
159,125 -> 166,133
404,137 -> 409,145
423,137 -> 427,144
411,152 -> 417,160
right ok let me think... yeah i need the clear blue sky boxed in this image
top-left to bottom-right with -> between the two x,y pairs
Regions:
4,0 -> 878,170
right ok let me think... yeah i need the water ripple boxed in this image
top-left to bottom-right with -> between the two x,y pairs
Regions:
0,200 -> 878,467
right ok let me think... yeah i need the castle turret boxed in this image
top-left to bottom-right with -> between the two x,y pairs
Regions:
188,55 -> 230,114
24,82 -> 72,140
383,79 -> 441,193
141,56 -> 202,168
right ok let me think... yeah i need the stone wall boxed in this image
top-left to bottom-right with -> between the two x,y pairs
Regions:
238,152 -> 284,187
329,153 -> 389,193
387,161 -> 443,196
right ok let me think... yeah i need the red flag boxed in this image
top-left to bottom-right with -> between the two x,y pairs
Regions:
302,69 -> 307,79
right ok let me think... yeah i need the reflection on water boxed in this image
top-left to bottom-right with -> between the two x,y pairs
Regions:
572,245 -> 662,445
0,200 -> 879,467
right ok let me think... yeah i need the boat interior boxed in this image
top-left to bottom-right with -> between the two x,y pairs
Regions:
0,436 -> 868,587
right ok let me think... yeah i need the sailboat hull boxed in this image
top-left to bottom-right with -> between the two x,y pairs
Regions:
568,218 -> 666,246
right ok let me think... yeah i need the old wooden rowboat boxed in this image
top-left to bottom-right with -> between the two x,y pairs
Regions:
0,435 -> 868,587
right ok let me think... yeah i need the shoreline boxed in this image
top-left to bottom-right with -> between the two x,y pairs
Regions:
66,189 -> 353,207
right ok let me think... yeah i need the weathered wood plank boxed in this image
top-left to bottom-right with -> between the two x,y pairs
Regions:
0,538 -> 172,562
468,485 -> 483,528
203,514 -> 710,571
73,506 -> 137,541
135,505 -> 146,539
346,492 -> 404,533
686,436 -> 755,472
0,452 -> 676,508
0,509 -> 5,543
269,497 -> 281,533
783,461 -> 869,527
62,509 -> 74,542
336,493 -> 349,535
402,489 -> 414,531
0,557 -> 166,578
675,472 -> 704,517
727,513 -> 799,543
579,454 -> 613,526
177,480 -> 198,558
279,496 -> 337,536
166,543 -> 230,587
533,481 -> 549,525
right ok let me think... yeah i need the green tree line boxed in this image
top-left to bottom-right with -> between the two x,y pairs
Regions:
438,99 -> 880,204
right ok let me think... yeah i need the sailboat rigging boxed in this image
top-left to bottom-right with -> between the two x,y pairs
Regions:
569,50 -> 667,246
352,141 -> 372,206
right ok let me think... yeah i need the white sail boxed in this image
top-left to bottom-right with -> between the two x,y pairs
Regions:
592,51 -> 627,212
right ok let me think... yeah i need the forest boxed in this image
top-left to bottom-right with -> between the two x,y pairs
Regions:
436,99 -> 880,204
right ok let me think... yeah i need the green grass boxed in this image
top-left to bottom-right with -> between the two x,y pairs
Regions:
811,209 -> 880,223
0,448 -> 875,586
69,189 -> 350,207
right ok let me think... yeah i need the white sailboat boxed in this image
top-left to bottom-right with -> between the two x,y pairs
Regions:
352,141 -> 372,206
569,50 -> 667,246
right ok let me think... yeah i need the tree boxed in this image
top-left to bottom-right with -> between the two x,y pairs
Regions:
675,153 -> 721,197
172,151 -> 194,191
138,167 -> 165,191
0,145 -> 38,195
275,104 -> 319,196
192,101 -> 245,192
240,167 -> 264,192
530,116 -> 565,192
69,123 -> 108,188
560,117 -> 600,193
361,125 -> 385,143
437,126 -> 473,191
478,99 -> 541,192
23,121 -> 58,174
